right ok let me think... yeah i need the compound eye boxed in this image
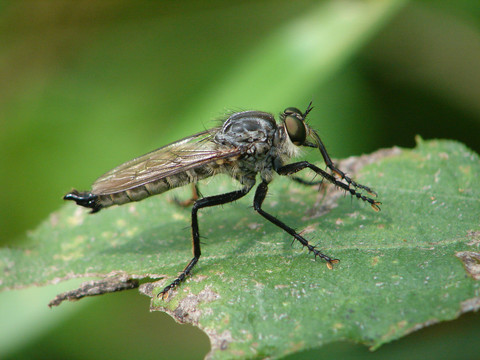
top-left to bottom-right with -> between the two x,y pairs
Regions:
283,107 -> 303,119
285,114 -> 307,145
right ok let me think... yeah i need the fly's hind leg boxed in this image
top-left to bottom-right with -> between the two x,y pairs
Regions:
170,183 -> 202,207
159,185 -> 253,298
253,180 -> 339,269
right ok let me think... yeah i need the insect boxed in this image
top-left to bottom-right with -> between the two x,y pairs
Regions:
65,103 -> 380,298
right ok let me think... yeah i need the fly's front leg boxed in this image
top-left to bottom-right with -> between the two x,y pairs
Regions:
159,185 -> 252,298
253,181 -> 339,268
316,140 -> 377,196
277,161 -> 381,211
327,163 -> 377,196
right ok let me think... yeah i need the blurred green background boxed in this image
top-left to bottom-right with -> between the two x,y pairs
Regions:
1,1 -> 479,359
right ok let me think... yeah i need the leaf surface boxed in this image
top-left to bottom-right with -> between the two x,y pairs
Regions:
2,139 -> 479,359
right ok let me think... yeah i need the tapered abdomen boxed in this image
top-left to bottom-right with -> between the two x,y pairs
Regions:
97,165 -> 215,207
66,165 -> 216,212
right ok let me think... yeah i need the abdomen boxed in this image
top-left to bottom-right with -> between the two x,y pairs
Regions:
94,165 -> 214,208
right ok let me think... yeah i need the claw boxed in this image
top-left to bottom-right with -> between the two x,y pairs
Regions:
159,290 -> 169,300
371,201 -> 382,212
326,259 -> 340,269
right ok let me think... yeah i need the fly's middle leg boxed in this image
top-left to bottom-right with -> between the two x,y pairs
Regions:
253,181 -> 339,268
290,176 -> 324,187
159,185 -> 252,298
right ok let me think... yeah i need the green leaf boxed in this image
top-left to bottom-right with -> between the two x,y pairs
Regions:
1,139 -> 479,359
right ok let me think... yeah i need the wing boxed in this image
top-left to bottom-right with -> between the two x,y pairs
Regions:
91,128 -> 242,195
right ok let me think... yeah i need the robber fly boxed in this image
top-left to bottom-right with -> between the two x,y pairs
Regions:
65,103 -> 380,298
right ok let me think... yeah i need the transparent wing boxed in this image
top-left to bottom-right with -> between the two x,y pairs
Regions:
91,128 -> 242,195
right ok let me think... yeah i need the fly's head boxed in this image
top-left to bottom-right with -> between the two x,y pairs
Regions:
279,102 -> 320,153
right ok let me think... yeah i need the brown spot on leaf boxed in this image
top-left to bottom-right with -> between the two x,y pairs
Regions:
151,286 -> 220,325
467,230 -> 480,247
461,297 -> 480,313
48,274 -> 139,307
204,329 -> 235,358
456,251 -> 480,280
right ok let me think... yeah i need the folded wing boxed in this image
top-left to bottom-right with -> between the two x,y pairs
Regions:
92,129 -> 242,195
